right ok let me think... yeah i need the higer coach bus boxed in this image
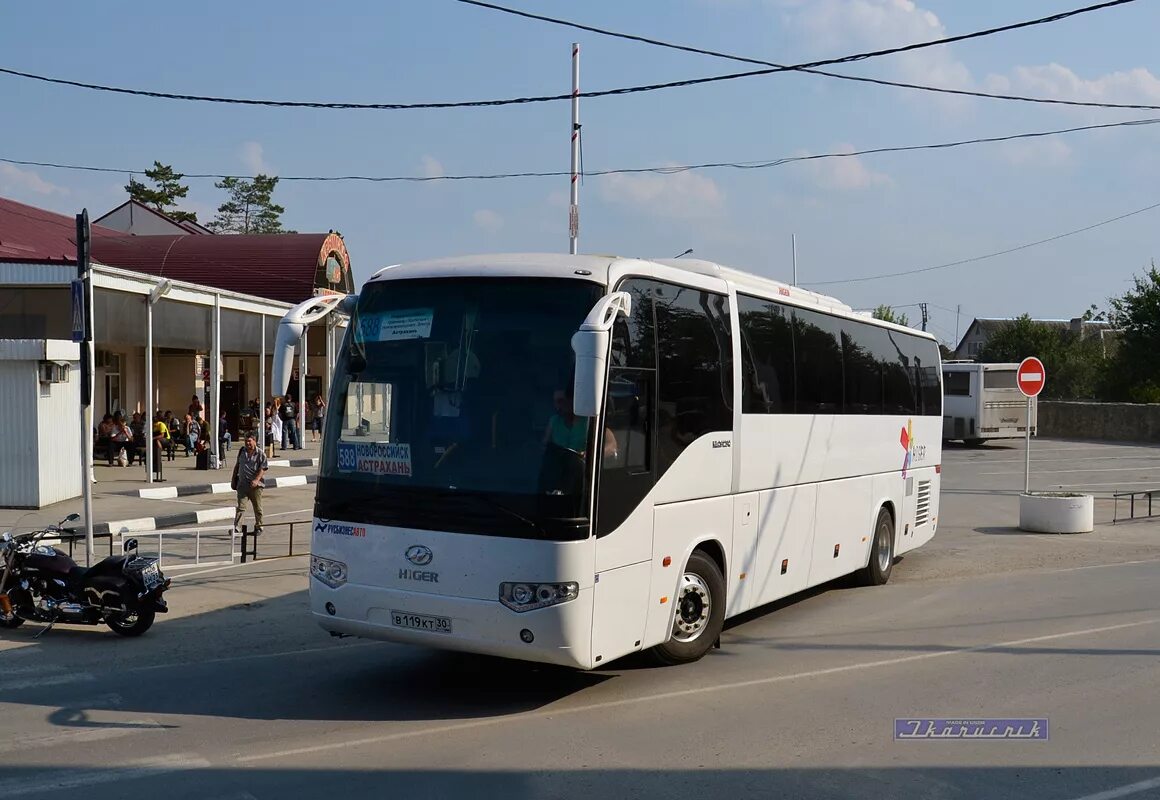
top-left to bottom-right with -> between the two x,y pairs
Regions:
272,254 -> 943,669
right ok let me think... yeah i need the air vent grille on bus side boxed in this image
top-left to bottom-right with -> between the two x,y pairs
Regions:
916,480 -> 932,527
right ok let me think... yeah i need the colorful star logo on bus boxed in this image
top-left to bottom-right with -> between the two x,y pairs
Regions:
900,419 -> 914,478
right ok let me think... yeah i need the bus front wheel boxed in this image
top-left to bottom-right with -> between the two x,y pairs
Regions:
858,507 -> 895,586
650,550 -> 726,666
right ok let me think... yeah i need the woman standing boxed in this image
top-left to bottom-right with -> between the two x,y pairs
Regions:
310,393 -> 326,442
269,398 -> 283,453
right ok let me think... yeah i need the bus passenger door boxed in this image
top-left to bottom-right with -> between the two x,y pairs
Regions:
591,367 -> 656,664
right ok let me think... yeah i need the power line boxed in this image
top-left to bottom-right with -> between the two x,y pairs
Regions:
0,0 -> 1138,111
806,199 -> 1160,287
456,0 -> 1160,113
5,116 -> 1159,183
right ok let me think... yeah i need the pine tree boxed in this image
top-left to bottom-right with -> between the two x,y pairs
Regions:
209,175 -> 292,234
125,161 -> 198,223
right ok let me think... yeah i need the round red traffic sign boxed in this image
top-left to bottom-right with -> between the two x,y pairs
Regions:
1017,356 -> 1046,398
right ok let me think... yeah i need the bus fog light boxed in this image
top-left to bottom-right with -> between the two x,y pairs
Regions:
325,602 -> 336,616
500,581 -> 580,612
520,629 -> 534,643
312,556 -> 348,589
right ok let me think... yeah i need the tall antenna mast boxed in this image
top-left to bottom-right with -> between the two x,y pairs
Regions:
791,234 -> 798,286
569,43 -> 580,255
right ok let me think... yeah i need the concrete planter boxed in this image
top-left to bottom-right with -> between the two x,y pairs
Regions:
1019,492 -> 1094,534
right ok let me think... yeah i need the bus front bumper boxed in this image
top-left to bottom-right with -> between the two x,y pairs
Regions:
311,582 -> 594,669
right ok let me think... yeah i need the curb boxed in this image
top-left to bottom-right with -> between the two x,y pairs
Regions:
267,457 -> 319,468
134,473 -> 316,499
66,507 -> 236,537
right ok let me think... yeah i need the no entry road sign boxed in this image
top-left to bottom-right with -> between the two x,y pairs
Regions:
1017,356 -> 1046,398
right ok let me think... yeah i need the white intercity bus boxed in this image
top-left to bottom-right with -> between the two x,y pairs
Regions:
275,254 -> 942,669
942,361 -> 1037,445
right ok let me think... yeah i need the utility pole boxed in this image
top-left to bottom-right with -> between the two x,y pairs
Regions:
569,43 -> 580,255
920,303 -> 929,332
955,304 -> 962,345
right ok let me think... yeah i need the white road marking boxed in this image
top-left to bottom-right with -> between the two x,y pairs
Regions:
0,753 -> 211,797
1066,776 -> 1160,800
979,466 -> 1160,476
949,455 -> 1160,465
0,673 -> 95,694
0,642 -> 378,694
238,615 -> 1160,763
0,718 -> 166,754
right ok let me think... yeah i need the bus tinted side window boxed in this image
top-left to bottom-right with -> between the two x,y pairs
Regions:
794,308 -> 844,414
738,294 -> 795,413
842,320 -> 893,415
654,282 -> 733,474
913,339 -> 943,415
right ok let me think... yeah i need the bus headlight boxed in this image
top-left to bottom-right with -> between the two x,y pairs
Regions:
499,581 -> 579,612
311,556 -> 348,589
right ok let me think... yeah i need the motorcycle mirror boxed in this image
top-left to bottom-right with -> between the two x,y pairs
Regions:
123,538 -> 139,554
62,513 -> 80,524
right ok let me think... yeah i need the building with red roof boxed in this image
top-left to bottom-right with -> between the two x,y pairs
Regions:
1,193 -> 350,506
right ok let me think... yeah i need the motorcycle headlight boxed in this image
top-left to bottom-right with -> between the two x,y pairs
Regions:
499,581 -> 579,612
311,556 -> 348,589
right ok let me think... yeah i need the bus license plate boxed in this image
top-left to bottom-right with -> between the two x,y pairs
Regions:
391,611 -> 452,634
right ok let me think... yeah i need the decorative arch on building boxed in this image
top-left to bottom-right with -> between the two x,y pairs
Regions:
315,232 -> 353,295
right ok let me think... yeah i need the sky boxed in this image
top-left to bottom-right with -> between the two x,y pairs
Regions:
2,0 -> 1159,347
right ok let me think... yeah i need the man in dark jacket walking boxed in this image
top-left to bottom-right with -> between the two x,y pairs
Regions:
279,394 -> 301,450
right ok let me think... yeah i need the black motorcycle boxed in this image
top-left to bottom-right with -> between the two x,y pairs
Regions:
0,514 -> 170,637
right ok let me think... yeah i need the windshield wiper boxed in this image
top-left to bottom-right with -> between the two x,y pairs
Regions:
434,489 -> 549,538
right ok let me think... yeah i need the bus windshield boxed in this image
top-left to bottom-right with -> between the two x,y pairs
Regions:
316,276 -> 605,540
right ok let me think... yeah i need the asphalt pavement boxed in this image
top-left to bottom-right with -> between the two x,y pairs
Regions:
2,437 -> 1159,799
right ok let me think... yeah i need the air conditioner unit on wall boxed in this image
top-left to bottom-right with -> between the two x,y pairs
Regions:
39,361 -> 71,384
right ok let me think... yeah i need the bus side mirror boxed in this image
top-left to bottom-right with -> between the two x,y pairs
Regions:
571,292 -> 632,418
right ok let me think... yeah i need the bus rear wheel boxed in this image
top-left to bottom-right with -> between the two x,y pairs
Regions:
858,507 -> 895,586
649,551 -> 725,666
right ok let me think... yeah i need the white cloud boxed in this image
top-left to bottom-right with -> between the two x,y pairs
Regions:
1000,63 -> 1160,105
599,168 -> 725,219
776,0 -> 972,100
998,137 -> 1072,168
798,146 -> 892,190
473,209 -> 504,233
421,155 -> 445,179
240,141 -> 272,175
0,163 -> 68,196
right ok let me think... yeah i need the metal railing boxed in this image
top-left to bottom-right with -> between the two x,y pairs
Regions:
1112,489 -> 1160,524
239,520 -> 311,563
57,519 -> 312,570
114,525 -> 239,571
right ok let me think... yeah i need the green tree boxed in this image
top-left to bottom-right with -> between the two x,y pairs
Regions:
209,175 -> 292,234
125,161 -> 197,223
872,305 -> 910,327
1106,262 -> 1160,402
977,314 -> 1106,400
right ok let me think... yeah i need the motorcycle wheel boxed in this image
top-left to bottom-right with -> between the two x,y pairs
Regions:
106,607 -> 156,637
0,615 -> 25,629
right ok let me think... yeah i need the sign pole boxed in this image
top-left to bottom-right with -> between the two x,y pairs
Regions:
1025,395 -> 1031,493
76,211 -> 95,566
1016,356 -> 1045,496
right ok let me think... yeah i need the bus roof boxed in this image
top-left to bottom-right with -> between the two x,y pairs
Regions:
365,252 -> 935,341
